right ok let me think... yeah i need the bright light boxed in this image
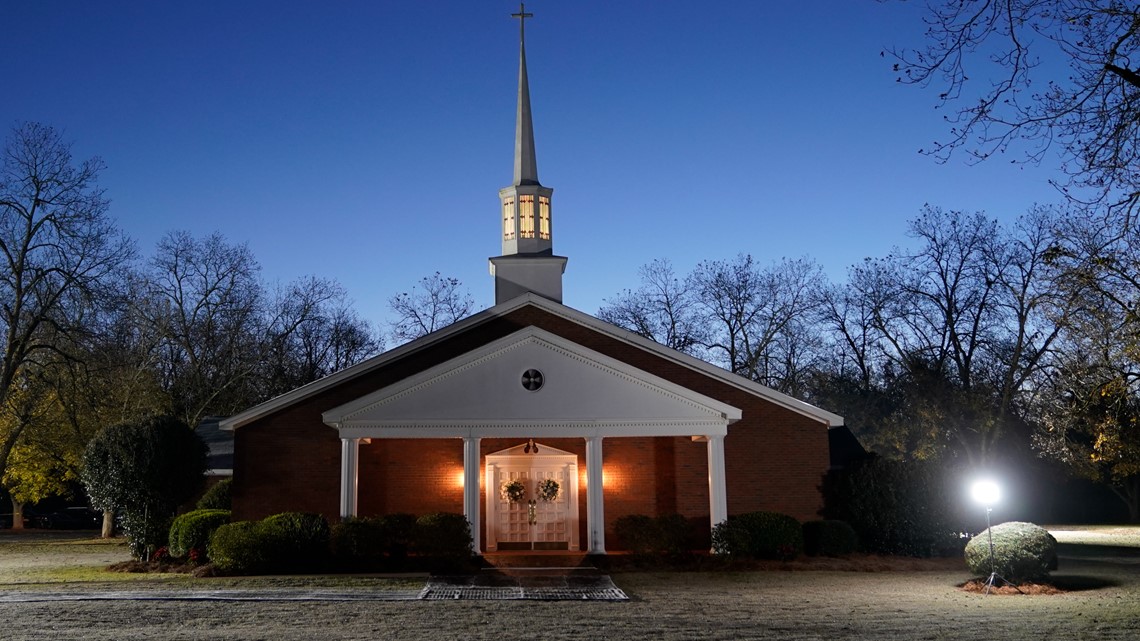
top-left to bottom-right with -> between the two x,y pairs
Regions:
971,479 -> 1001,506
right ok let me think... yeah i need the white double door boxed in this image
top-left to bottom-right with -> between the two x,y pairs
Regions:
485,444 -> 579,552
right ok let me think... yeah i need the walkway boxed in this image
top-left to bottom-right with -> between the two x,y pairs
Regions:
0,571 -> 628,603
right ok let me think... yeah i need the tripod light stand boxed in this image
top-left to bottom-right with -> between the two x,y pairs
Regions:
970,479 -> 1020,595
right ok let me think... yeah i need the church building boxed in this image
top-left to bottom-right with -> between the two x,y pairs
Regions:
220,7 -> 843,554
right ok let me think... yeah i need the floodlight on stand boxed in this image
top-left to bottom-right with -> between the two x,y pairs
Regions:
970,477 -> 1021,595
970,479 -> 1000,507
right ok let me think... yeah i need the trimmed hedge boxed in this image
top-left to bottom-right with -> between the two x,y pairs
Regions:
712,511 -> 803,559
614,514 -> 691,555
169,509 -> 231,558
802,520 -> 859,557
208,521 -> 267,574
207,512 -> 329,574
330,513 -> 416,569
196,478 -> 232,510
262,512 -> 330,570
964,521 -> 1057,583
414,512 -> 473,559
210,511 -> 473,575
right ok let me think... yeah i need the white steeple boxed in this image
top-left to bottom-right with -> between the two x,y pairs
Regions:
490,3 -> 567,304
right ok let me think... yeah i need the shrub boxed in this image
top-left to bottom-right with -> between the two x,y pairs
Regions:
261,512 -> 330,569
169,509 -> 231,559
208,513 -> 330,575
802,520 -> 859,557
712,511 -> 803,559
614,515 -> 656,554
378,513 -> 417,560
614,514 -> 692,555
331,513 -> 418,570
196,479 -> 231,510
823,456 -> 960,557
331,517 -> 383,563
414,512 -> 473,560
208,521 -> 267,574
964,521 -> 1058,583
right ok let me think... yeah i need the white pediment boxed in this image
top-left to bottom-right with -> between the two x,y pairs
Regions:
322,327 -> 740,438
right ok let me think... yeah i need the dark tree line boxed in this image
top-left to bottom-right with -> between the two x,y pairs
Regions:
600,205 -> 1140,520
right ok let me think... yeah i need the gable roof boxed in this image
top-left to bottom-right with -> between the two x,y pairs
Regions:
322,326 -> 740,438
220,293 -> 843,431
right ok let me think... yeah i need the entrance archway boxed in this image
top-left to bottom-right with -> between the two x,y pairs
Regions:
485,441 -> 579,551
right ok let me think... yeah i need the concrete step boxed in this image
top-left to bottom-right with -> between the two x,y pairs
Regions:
480,552 -> 596,571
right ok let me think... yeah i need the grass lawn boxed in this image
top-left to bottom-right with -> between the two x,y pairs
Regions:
1,528 -> 1138,640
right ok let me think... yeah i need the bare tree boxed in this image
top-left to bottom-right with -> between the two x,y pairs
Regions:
0,122 -> 133,486
142,231 -> 264,428
689,254 -> 825,392
598,258 -> 705,355
261,276 -> 382,395
889,0 -> 1140,214
388,272 -> 474,343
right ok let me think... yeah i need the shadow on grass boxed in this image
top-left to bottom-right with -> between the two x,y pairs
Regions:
1051,574 -> 1119,591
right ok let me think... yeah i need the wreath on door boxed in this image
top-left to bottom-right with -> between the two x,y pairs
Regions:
501,479 -> 526,504
536,478 -> 560,502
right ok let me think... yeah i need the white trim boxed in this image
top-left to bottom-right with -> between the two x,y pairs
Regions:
220,294 -> 842,431
335,421 -> 727,440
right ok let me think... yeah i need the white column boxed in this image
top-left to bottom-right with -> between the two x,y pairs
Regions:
339,437 -> 360,520
463,436 -> 482,554
707,435 -> 728,530
585,436 -> 606,554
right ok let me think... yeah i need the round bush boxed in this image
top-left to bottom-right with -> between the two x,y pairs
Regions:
196,478 -> 232,510
802,520 -> 859,557
712,511 -> 803,559
168,509 -> 231,558
964,521 -> 1058,583
207,521 -> 267,574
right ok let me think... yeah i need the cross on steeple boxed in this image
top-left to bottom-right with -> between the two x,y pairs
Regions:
511,3 -> 533,43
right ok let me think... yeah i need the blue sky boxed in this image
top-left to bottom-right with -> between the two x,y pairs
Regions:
2,1 -> 1064,326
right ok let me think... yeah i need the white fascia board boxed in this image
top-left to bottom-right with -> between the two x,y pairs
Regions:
337,420 -> 729,440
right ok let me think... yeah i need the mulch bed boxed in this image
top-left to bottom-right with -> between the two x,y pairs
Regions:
958,579 -> 1064,595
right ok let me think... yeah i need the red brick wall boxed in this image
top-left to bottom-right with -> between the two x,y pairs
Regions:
230,304 -> 831,546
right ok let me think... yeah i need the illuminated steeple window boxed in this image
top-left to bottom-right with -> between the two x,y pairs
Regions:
519,195 -> 535,239
539,196 -> 551,240
503,198 -> 516,241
